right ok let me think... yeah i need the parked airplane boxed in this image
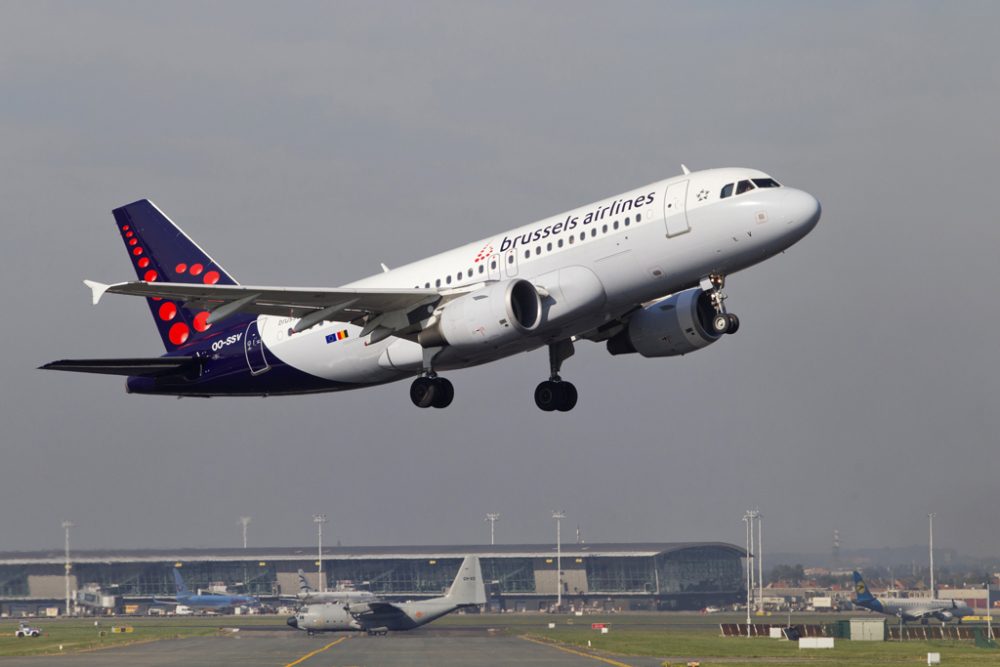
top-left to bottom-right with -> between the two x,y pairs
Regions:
287,555 -> 485,635
288,568 -> 376,606
43,167 -> 820,411
156,568 -> 258,612
851,571 -> 973,623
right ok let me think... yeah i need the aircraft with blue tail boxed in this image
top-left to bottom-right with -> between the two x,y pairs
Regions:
851,571 -> 973,623
155,568 -> 258,612
42,167 -> 820,410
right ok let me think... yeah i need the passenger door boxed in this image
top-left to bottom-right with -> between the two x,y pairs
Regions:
662,180 -> 691,237
244,320 -> 270,375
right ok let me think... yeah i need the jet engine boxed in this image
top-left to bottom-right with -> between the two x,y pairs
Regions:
420,279 -> 542,349
606,288 -> 721,357
934,611 -> 954,622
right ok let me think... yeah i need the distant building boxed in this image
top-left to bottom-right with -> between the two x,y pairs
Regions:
0,542 -> 745,615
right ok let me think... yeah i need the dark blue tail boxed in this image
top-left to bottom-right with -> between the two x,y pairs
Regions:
852,571 -> 876,602
112,200 -> 250,352
173,568 -> 192,597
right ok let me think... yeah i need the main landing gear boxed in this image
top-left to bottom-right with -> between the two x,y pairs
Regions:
410,345 -> 454,409
535,340 -> 577,412
704,273 -> 740,335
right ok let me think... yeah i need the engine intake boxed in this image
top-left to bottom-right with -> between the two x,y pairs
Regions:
607,288 -> 721,358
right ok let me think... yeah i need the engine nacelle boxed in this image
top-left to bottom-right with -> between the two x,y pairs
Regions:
607,288 -> 721,358
420,279 -> 542,349
934,611 -> 954,621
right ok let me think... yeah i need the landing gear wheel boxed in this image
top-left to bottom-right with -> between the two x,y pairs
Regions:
534,381 -> 578,412
726,313 -> 740,334
431,377 -> 454,408
409,376 -> 436,408
535,381 -> 559,412
712,313 -> 730,335
556,382 -> 578,412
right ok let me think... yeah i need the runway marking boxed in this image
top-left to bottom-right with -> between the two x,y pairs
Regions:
521,635 -> 635,667
283,637 -> 347,667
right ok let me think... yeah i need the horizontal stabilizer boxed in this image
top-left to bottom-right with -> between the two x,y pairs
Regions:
83,279 -> 110,305
39,357 -> 200,377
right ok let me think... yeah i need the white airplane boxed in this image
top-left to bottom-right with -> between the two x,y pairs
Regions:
851,571 -> 974,623
43,166 -> 820,411
286,568 -> 377,606
287,555 -> 486,635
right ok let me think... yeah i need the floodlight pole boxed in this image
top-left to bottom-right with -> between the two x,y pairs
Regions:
928,513 -> 935,599
986,580 -> 992,642
62,520 -> 73,617
485,513 -> 500,546
743,512 -> 751,636
313,514 -> 328,593
757,511 -> 764,613
239,516 -> 251,549
553,511 -> 565,611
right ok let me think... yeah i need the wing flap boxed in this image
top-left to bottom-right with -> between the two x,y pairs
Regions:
97,281 -> 439,323
40,357 -> 200,377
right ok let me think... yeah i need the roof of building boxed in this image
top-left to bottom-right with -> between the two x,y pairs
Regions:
0,542 -> 745,566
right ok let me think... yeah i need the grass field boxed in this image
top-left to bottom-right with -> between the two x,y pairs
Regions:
0,611 -> 996,664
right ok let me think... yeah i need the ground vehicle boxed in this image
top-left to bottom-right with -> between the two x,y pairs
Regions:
15,622 -> 42,637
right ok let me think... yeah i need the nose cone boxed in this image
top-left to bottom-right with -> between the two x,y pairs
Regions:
286,616 -> 298,628
783,188 -> 821,234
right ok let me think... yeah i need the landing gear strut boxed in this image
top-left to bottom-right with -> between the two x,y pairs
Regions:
703,273 -> 740,335
410,345 -> 454,409
535,340 -> 577,412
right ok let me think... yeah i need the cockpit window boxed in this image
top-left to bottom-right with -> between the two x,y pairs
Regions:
735,180 -> 755,195
720,183 -> 734,199
752,178 -> 781,188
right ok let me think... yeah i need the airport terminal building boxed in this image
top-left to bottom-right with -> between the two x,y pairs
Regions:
0,542 -> 746,615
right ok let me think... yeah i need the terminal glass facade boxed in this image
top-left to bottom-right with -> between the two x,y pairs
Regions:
481,558 -> 536,594
325,558 -> 461,595
585,557 -> 655,593
655,547 -> 743,594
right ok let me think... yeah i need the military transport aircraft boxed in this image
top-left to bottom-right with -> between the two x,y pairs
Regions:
43,166 -> 820,411
287,556 -> 486,635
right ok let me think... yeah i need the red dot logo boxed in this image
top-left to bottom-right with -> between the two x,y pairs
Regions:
133,247 -> 143,256
168,323 -> 189,345
192,311 -> 211,332
125,231 -> 134,238
203,270 -> 220,285
121,225 -> 129,231
158,302 -> 177,321
138,257 -> 151,268
129,238 -> 138,246
189,263 -> 203,276
143,270 -> 158,282
175,263 -> 187,274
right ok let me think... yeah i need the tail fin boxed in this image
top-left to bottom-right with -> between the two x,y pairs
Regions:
297,569 -> 314,593
173,568 -> 192,596
444,556 -> 486,606
853,571 -> 875,602
112,199 -> 251,352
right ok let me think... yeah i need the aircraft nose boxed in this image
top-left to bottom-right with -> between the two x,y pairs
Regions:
286,616 -> 298,628
782,188 -> 821,233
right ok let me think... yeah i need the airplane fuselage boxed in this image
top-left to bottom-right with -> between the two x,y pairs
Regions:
124,167 -> 820,397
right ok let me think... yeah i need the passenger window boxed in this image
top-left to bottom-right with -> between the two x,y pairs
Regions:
524,250 -> 530,258
478,265 -> 484,274
720,183 -> 734,199
446,275 -> 452,284
507,255 -> 514,264
491,260 -> 497,269
435,279 -> 441,287
752,178 -> 781,188
425,282 -> 430,288
579,232 -> 585,241
602,224 -> 608,233
613,220 -> 619,230
569,235 -> 575,244
736,180 -> 755,195
591,228 -> 597,237
636,213 -> 641,222
535,246 -> 541,255
546,242 -> 552,251
624,217 -> 630,225
557,239 -> 564,248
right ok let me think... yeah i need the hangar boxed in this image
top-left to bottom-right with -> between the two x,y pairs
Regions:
0,542 -> 745,614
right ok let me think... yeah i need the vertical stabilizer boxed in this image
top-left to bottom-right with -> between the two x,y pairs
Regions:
852,571 -> 876,602
173,568 -> 192,597
111,199 -> 251,352
444,556 -> 486,605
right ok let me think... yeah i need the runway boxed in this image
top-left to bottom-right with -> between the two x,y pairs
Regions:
3,630 -> 666,667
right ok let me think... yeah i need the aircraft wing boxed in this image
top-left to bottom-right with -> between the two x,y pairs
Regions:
85,280 -> 441,339
350,601 -> 404,618
40,357 -> 200,377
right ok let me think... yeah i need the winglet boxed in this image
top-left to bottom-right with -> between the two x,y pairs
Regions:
83,280 -> 110,305
681,164 -> 691,175
380,262 -> 391,273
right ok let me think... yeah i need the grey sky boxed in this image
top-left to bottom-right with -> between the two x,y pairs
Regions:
1,2 -> 997,558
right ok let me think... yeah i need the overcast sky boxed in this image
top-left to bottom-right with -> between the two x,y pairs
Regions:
1,2 -> 997,559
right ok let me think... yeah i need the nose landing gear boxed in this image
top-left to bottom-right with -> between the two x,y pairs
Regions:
704,274 -> 740,335
534,340 -> 577,412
